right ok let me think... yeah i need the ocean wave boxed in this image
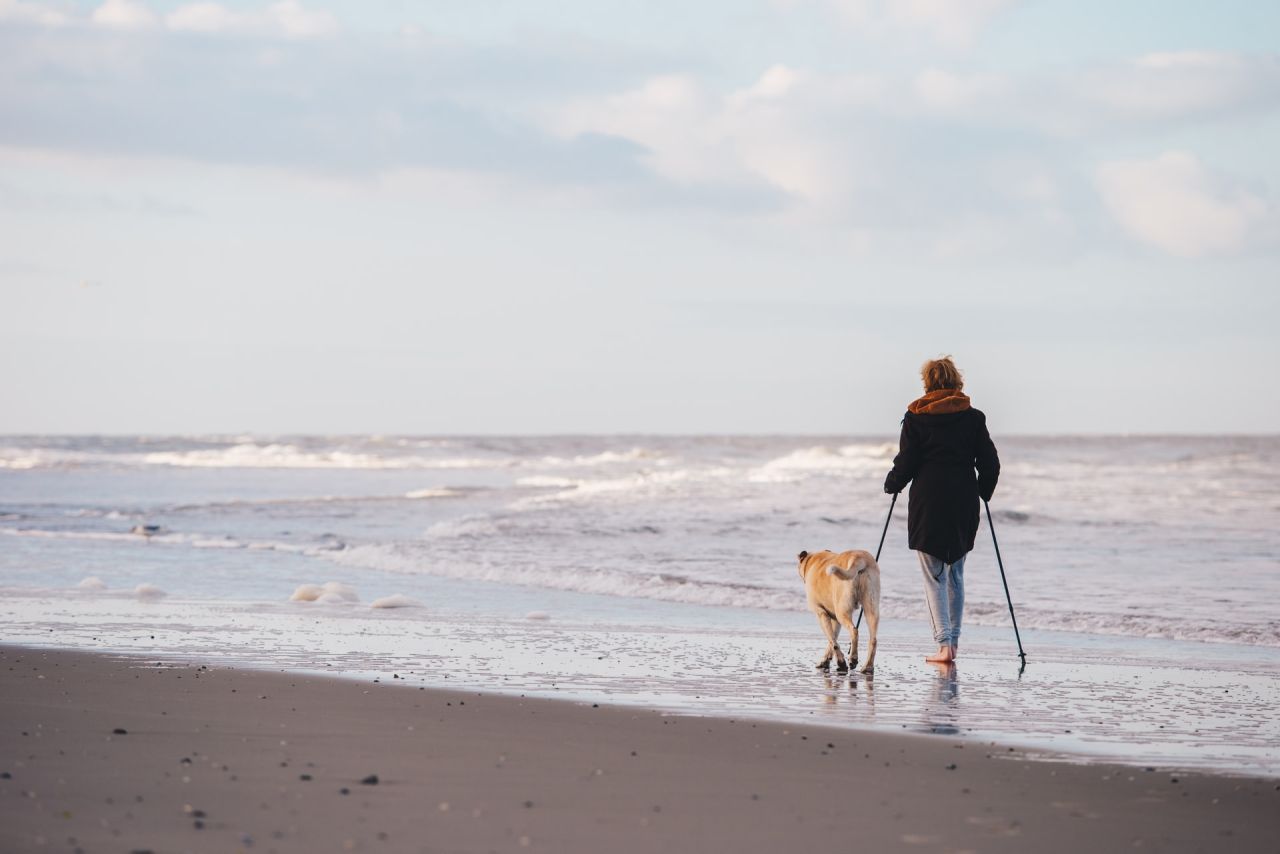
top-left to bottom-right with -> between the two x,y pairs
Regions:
957,602 -> 1280,648
326,543 -> 807,611
0,443 -> 510,471
526,447 -> 664,468
139,444 -> 503,470
0,525 -> 339,555
0,441 -> 675,472
749,443 -> 897,483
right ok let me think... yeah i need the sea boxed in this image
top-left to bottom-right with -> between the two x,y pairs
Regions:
2,434 -> 1278,775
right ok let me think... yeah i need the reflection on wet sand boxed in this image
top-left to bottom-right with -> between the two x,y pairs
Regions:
820,671 -> 876,716
919,662 -> 959,735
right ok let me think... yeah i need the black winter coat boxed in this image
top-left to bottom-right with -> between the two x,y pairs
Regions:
883,405 -> 1000,564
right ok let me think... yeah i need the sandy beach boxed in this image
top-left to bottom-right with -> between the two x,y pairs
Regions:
2,644 -> 1276,854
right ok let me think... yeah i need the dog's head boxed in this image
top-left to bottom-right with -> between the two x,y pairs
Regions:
797,550 -> 809,579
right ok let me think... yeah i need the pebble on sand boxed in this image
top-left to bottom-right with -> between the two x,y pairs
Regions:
361,775 -> 379,785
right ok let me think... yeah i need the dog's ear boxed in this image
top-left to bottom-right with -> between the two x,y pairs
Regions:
797,550 -> 809,562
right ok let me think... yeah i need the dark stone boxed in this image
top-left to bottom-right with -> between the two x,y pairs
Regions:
361,775 -> 379,785
946,764 -> 958,770
113,728 -> 127,735
300,775 -> 312,781
339,788 -> 350,795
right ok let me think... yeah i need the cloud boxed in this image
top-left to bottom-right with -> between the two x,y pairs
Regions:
553,65 -> 886,207
164,1 -> 337,39
91,0 -> 158,30
3,5 -> 1277,261
1062,51 -> 1280,130
0,17 -> 725,208
1095,152 -> 1272,258
1,0 -> 339,39
811,0 -> 1018,48
913,68 -> 1009,113
0,0 -> 68,26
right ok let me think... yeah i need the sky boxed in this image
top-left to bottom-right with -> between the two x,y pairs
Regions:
2,0 -> 1277,435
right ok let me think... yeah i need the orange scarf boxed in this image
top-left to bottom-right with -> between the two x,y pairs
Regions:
908,388 -> 971,415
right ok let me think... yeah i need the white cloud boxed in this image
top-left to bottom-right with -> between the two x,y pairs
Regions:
263,0 -> 337,40
2,0 -> 338,39
91,0 -> 158,30
1070,51 -> 1280,127
164,1 -> 337,39
165,3 -> 239,33
0,0 -> 68,26
820,0 -> 1018,47
1096,152 -> 1272,258
553,65 -> 886,207
913,68 -> 1009,112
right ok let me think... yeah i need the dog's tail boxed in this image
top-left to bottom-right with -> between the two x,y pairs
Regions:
825,555 -> 867,581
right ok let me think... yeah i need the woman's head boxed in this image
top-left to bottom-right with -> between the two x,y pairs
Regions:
921,356 -> 964,392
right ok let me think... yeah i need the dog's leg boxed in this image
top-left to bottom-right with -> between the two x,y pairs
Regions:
860,603 -> 879,674
840,611 -> 859,670
815,612 -> 844,671
828,614 -> 848,672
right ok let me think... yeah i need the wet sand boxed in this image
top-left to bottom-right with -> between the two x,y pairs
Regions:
2,645 -> 1277,854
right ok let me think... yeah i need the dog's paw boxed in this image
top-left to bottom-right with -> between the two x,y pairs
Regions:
859,664 -> 875,675
816,660 -> 831,670
835,661 -> 849,673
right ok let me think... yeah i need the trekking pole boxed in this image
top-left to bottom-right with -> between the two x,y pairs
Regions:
855,492 -> 897,630
984,499 -> 1027,671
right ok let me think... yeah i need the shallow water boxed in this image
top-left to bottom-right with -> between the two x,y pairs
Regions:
2,434 -> 1278,775
3,588 -> 1277,776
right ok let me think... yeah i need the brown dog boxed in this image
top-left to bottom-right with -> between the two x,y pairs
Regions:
797,549 -> 881,673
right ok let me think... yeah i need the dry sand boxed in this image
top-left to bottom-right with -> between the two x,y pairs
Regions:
2,645 -> 1276,853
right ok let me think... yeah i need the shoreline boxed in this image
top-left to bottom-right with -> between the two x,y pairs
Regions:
4,591 -> 1279,778
3,644 -> 1278,853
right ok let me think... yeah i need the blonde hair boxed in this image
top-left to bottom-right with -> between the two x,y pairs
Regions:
921,356 -> 964,392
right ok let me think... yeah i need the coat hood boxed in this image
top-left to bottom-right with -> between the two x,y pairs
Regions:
907,388 -> 971,415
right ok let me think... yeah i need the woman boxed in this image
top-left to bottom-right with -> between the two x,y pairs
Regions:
883,356 -> 999,664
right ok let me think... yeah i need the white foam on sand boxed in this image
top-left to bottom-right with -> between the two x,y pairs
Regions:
289,584 -> 325,602
290,581 -> 360,604
77,576 -> 107,590
369,594 -> 420,609
525,611 -> 551,621
134,583 -> 167,600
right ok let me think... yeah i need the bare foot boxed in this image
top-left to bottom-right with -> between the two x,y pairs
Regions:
924,646 -> 955,663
